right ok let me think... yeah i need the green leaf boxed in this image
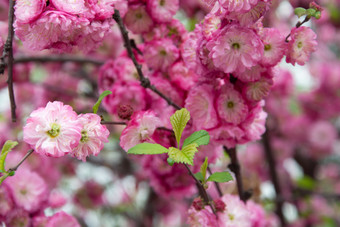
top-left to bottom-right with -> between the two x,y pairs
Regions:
168,143 -> 198,165
306,8 -> 316,17
207,171 -> 233,183
0,174 -> 9,185
200,157 -> 208,181
0,140 -> 18,173
183,130 -> 210,148
296,176 -> 316,190
93,90 -> 112,114
194,172 -> 204,182
170,108 -> 190,148
128,143 -> 168,155
294,7 -> 307,18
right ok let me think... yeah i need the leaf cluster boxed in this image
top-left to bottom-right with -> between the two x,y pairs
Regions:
0,140 -> 18,185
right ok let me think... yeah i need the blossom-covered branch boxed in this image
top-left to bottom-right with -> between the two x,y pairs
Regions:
112,9 -> 181,110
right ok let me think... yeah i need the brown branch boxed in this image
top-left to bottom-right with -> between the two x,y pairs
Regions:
0,0 -> 17,122
8,149 -> 34,172
262,130 -> 286,227
184,163 -> 216,216
101,121 -> 127,125
208,166 -> 223,197
14,55 -> 104,65
224,146 -> 249,202
112,9 -> 181,110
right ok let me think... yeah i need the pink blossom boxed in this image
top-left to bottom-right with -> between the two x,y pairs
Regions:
181,32 -> 199,72
260,28 -> 287,67
23,101 -> 82,157
50,0 -> 87,16
230,1 -> 269,26
71,114 -> 110,161
210,125 -> 245,148
308,120 -> 337,152
219,0 -> 258,12
169,61 -> 198,91
202,14 -> 222,39
243,77 -> 273,102
247,200 -> 279,227
124,4 -> 153,34
216,85 -> 248,125
46,211 -> 80,227
0,185 -> 13,216
14,0 -> 46,23
73,180 -> 105,209
144,38 -> 179,71
5,170 -> 48,212
86,0 -> 117,20
187,206 -> 218,227
48,191 -> 67,209
147,0 -> 179,23
235,65 -> 265,82
120,111 -> 162,151
286,26 -> 318,66
211,25 -> 264,73
5,209 -> 31,227
242,102 -> 267,142
185,84 -> 219,129
103,82 -> 147,115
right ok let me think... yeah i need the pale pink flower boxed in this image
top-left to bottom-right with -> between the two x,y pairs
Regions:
217,85 -> 248,125
120,111 -> 162,151
144,38 -> 179,71
71,114 -> 110,161
286,26 -> 318,66
181,32 -> 199,72
15,0 -> 46,23
211,25 -> 263,73
242,102 -> 267,142
23,101 -> 82,157
219,0 -> 258,12
169,61 -> 198,91
124,4 -> 153,34
5,209 -> 31,227
201,14 -> 222,39
48,191 -> 67,209
147,0 -> 179,23
50,0 -> 87,16
230,1 -> 269,26
260,28 -> 287,67
86,0 -> 116,20
187,206 -> 218,227
0,186 -> 13,216
218,194 -> 252,226
46,211 -> 80,227
247,200 -> 279,227
5,170 -> 48,212
185,84 -> 219,130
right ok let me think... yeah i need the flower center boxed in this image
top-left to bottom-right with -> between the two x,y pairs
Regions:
135,12 -> 143,19
160,0 -> 165,6
80,130 -> 89,143
297,41 -> 303,48
20,189 -> 28,195
159,50 -> 167,56
47,123 -> 61,138
227,101 -> 234,109
231,43 -> 240,50
264,44 -> 271,51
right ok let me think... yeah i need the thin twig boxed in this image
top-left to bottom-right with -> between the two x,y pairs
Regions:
14,55 -> 104,65
101,121 -> 127,125
112,9 -> 181,110
8,149 -> 34,172
224,146 -> 247,202
262,130 -> 286,227
184,163 -> 217,216
208,166 -> 223,197
0,0 -> 17,122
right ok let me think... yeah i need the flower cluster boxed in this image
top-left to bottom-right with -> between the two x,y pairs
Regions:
14,0 -> 128,52
23,101 -> 110,161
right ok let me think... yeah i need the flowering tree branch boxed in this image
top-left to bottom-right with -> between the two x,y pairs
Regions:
14,55 -> 104,65
8,149 -> 34,172
262,130 -> 287,227
0,0 -> 16,122
112,9 -> 181,110
285,15 -> 311,42
224,146 -> 249,202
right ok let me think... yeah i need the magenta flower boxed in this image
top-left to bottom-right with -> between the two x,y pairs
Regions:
211,25 -> 263,73
286,26 -> 318,66
219,0 -> 258,12
123,4 -> 153,34
23,101 -> 82,158
260,28 -> 287,67
47,211 -> 80,227
147,0 -> 179,23
71,114 -> 110,162
14,0 -> 46,23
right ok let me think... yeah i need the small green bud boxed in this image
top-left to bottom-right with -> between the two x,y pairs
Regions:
306,8 -> 316,17
8,171 -> 15,176
167,157 -> 175,166
294,7 -> 307,18
314,11 -> 321,19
